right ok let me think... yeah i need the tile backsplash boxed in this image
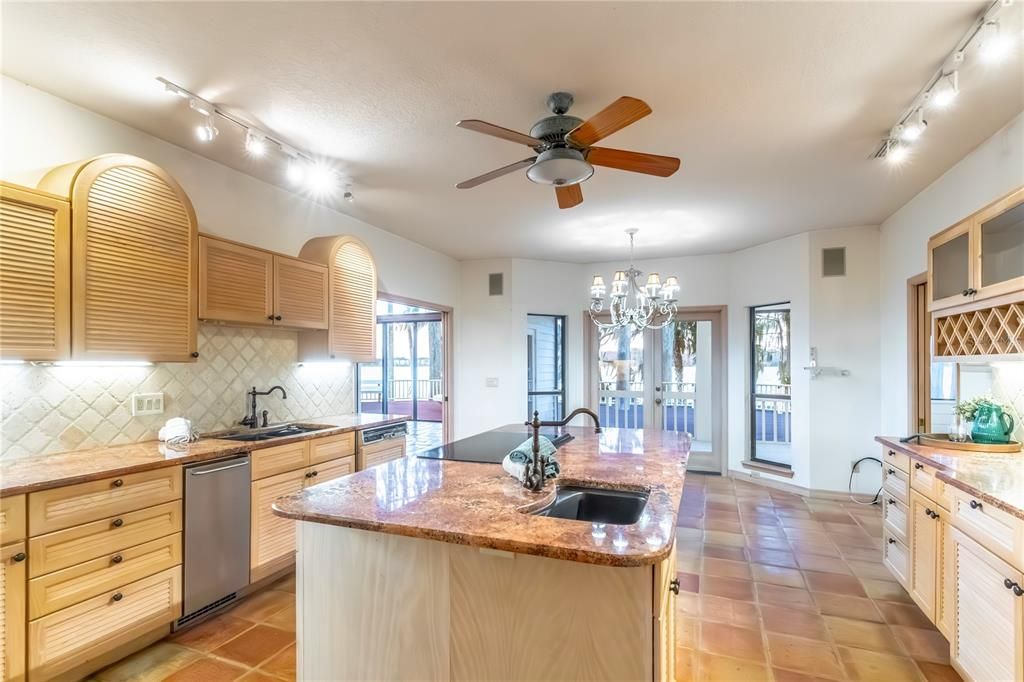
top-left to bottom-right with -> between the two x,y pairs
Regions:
0,324 -> 354,460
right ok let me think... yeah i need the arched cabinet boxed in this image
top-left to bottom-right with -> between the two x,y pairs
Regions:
38,155 -> 198,361
298,235 -> 377,362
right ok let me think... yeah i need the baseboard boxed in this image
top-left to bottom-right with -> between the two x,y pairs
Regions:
727,468 -> 878,503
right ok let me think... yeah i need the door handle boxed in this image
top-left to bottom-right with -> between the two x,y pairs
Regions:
655,398 -> 663,405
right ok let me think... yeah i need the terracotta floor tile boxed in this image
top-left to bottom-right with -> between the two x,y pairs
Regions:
94,642 -> 200,682
162,657 -> 248,682
269,573 -> 296,593
744,525 -> 788,539
705,519 -> 745,533
678,571 -> 701,593
700,595 -> 761,629
803,571 -> 868,597
755,583 -> 817,610
678,555 -> 702,573
891,625 -> 951,664
861,578 -> 914,603
765,633 -> 844,679
839,545 -> 884,562
238,672 -> 283,682
697,652 -> 770,681
812,593 -> 884,623
876,601 -> 937,629
678,617 -> 700,649
699,622 -> 765,662
796,554 -> 853,575
752,563 -> 805,588
676,647 -> 696,682
259,642 -> 296,681
264,603 -> 295,632
838,646 -> 924,682
783,529 -> 834,544
915,661 -> 964,682
679,516 -> 704,529
212,625 -> 295,667
169,615 -> 255,653
746,535 -> 793,551
789,541 -> 841,558
702,557 -> 752,580
748,548 -> 799,568
846,559 -> 894,580
702,575 -> 755,601
703,544 -> 748,562
677,591 -> 702,617
704,530 -> 747,548
772,669 -> 840,682
812,512 -> 857,524
824,616 -> 904,654
760,604 -> 829,641
228,590 -> 294,623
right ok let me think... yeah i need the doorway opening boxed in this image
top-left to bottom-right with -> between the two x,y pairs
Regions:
356,296 -> 451,454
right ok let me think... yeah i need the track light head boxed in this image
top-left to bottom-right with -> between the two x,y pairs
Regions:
927,71 -> 959,108
899,110 -> 928,142
343,191 -> 355,203
979,20 -> 1013,64
285,154 -> 307,185
306,162 -> 338,196
886,140 -> 909,164
245,130 -> 267,157
195,116 -> 218,143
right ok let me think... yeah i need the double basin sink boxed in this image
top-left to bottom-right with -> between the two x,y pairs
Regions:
216,422 -> 334,442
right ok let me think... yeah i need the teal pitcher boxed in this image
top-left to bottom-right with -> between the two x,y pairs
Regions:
971,403 -> 1015,444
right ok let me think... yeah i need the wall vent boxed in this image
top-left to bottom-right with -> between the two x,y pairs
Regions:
489,273 -> 504,296
822,247 -> 846,277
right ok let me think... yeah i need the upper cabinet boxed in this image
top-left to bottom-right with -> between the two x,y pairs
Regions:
929,186 -> 1024,313
0,183 -> 70,361
38,155 -> 198,362
198,235 -> 328,330
298,235 -> 377,362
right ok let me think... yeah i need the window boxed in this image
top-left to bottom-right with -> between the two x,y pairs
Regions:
527,315 -> 566,421
750,303 -> 792,467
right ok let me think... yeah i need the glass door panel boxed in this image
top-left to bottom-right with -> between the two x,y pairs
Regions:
415,321 -> 443,423
930,230 -> 970,302
750,304 -> 792,467
597,325 -> 646,429
980,201 -> 1024,287
386,322 -> 414,418
358,327 -> 385,415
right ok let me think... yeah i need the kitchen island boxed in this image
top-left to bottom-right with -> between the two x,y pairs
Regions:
273,424 -> 690,681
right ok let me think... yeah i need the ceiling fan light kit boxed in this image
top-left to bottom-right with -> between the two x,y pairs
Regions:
456,91 -> 681,208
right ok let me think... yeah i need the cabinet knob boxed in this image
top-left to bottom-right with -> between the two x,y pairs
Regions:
191,351 -> 200,358
669,578 -> 680,595
887,468 -> 895,475
111,554 -> 123,564
274,315 -> 282,321
311,470 -> 318,477
914,463 -> 924,470
1005,578 -> 1015,589
925,507 -> 932,517
12,552 -> 26,563
267,315 -> 275,320
969,499 -> 983,510
111,592 -> 124,602
304,471 -> 313,478
962,289 -> 970,296
111,518 -> 124,528
112,478 -> 124,487
887,450 -> 895,457
1015,584 -> 1024,597
887,498 -> 896,505
888,538 -> 896,544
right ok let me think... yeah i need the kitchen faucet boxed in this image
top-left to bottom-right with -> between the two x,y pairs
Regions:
523,407 -> 601,492
239,385 -> 288,428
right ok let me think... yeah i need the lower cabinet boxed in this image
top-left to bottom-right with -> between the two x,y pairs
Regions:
2,542 -> 27,682
950,526 -> 1024,682
909,491 -> 941,620
653,542 -> 677,682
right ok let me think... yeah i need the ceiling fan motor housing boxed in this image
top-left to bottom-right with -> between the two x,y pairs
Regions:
529,115 -> 585,147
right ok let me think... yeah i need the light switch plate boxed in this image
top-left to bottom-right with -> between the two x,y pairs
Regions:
485,377 -> 499,388
131,392 -> 164,416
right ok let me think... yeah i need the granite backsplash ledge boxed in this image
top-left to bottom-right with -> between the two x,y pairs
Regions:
0,324 -> 354,460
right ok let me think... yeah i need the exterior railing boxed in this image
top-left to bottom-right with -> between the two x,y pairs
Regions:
359,378 -> 443,403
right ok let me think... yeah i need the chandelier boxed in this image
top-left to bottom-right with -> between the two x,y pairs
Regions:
589,228 -> 679,332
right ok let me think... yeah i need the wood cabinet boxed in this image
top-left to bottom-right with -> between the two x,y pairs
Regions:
653,542 -> 677,682
0,184 -> 70,362
928,185 -> 1024,313
298,235 -> 378,362
950,526 -> 1024,682
250,468 -> 307,582
198,235 -> 328,330
357,435 -> 407,471
909,491 -> 940,621
37,155 -> 198,362
2,542 -> 27,682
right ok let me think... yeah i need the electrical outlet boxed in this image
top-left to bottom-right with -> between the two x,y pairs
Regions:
748,471 -> 760,478
131,392 -> 164,416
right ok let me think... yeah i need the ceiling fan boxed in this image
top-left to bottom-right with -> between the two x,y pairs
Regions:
455,92 -> 680,209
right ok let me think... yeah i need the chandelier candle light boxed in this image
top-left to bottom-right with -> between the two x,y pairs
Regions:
589,228 -> 679,332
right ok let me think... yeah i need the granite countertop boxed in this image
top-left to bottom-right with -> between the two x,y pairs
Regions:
876,436 -> 1024,520
273,425 -> 691,567
0,414 -> 411,496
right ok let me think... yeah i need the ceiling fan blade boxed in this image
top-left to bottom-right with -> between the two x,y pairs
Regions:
555,184 -> 583,209
587,147 -> 680,177
567,97 -> 652,147
455,157 -> 536,189
456,119 -> 543,147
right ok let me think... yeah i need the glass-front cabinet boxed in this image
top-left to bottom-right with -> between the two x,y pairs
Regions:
928,186 -> 1024,312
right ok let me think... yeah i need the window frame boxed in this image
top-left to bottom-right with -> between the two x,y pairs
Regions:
526,314 -> 567,421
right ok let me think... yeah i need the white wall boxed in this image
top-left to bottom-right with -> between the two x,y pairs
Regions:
879,112 -> 1024,435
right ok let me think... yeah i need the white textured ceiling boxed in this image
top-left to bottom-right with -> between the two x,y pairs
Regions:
2,2 -> 1022,262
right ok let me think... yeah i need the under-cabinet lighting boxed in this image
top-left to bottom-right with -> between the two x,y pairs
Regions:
0,360 -> 26,365
31,361 -> 154,367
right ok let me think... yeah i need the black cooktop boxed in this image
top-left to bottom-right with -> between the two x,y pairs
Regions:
416,429 -> 573,464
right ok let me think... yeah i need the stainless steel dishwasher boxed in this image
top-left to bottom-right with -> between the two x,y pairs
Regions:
180,454 -> 251,626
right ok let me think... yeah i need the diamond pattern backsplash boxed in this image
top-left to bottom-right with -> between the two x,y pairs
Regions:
0,324 -> 354,460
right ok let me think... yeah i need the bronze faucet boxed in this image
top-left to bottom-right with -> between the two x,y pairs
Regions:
522,407 -> 602,492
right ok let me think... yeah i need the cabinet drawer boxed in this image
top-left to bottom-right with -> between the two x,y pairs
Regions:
882,446 -> 909,474
29,532 -> 181,619
910,460 -> 945,506
882,465 -> 910,505
948,486 -> 1024,571
358,441 -> 406,470
309,432 -> 356,465
252,440 -> 309,480
309,456 -> 356,486
883,530 -> 910,587
28,566 -> 181,679
28,467 -> 182,535
28,501 -> 181,578
883,493 -> 910,545
1,494 -> 26,544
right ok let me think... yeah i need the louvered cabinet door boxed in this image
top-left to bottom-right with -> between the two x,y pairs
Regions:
250,469 -> 305,578
2,542 -> 27,682
69,156 -> 198,361
0,183 -> 70,361
199,236 -> 274,325
273,255 -> 328,329
330,238 -> 377,360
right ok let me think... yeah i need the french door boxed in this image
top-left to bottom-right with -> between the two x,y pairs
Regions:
589,311 -> 724,473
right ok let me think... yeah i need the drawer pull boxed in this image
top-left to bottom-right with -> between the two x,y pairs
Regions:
12,552 -> 26,562
914,463 -> 924,470
111,554 -> 123,564
888,538 -> 896,545
1015,585 -> 1024,597
969,500 -> 983,510
311,470 -> 318,477
304,472 -> 313,478
111,518 -> 124,528
887,450 -> 895,457
1005,578 -> 1015,589
112,478 -> 124,487
669,578 -> 680,595
111,592 -> 123,602
925,507 -> 932,517
887,498 -> 896,505
887,468 -> 895,475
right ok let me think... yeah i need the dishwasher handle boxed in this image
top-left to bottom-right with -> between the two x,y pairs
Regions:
188,458 -> 250,476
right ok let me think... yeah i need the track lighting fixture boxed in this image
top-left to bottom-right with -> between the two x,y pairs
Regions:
285,152 -> 307,186
307,162 -> 338,196
195,115 -> 218,143
245,130 -> 267,157
876,0 -> 1016,165
343,191 -> 355,203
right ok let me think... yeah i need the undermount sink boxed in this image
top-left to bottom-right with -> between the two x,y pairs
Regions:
530,486 -> 649,525
218,423 -> 333,442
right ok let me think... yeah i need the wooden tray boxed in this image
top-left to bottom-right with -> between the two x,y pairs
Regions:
918,434 -> 1022,453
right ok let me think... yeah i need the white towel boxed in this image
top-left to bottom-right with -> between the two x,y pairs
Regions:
158,417 -> 198,445
502,454 -> 527,483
